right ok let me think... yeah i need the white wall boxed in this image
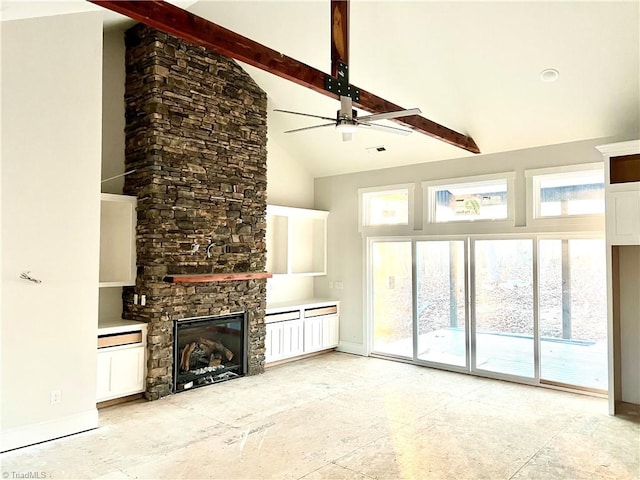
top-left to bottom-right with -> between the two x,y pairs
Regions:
314,137 -> 619,355
0,12 -> 103,451
101,29 -> 126,195
266,114 -> 317,303
266,132 -> 314,209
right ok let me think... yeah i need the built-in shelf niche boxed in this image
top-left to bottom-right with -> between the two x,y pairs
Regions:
99,193 -> 137,287
610,153 -> 640,184
266,205 -> 328,276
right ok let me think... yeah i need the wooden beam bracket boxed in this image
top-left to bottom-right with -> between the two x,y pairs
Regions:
324,62 -> 359,101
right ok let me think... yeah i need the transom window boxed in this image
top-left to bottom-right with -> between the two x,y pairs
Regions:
360,186 -> 410,227
424,173 -> 514,224
526,164 -> 604,219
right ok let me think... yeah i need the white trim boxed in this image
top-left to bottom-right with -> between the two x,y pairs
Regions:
596,140 -> 640,157
336,340 -> 368,356
524,162 -> 603,178
423,171 -> 517,185
1,409 -> 98,452
266,204 -> 329,218
361,235 -> 371,356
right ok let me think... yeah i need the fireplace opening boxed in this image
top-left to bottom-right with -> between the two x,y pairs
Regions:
173,312 -> 247,392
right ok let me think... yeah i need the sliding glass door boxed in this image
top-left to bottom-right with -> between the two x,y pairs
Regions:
371,241 -> 413,358
538,238 -> 607,391
472,239 -> 535,379
416,240 -> 467,368
368,236 -> 607,390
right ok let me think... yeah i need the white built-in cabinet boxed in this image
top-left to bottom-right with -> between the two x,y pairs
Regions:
266,205 -> 328,276
606,190 -> 640,245
96,320 -> 146,402
265,301 -> 339,364
98,193 -> 144,402
100,193 -> 137,287
265,315 -> 305,362
597,140 -> 640,414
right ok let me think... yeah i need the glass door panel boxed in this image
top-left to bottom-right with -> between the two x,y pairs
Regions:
371,241 -> 413,358
539,238 -> 607,390
416,240 -> 467,367
473,239 -> 534,378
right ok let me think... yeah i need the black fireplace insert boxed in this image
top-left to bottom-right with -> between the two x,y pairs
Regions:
173,312 -> 247,392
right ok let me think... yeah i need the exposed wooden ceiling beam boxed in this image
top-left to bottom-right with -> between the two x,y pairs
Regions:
90,0 -> 480,154
330,0 -> 349,79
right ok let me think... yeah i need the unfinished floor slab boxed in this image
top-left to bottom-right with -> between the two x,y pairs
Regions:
1,352 -> 638,480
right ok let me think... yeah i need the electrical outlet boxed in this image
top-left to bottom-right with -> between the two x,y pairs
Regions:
50,390 -> 61,405
335,281 -> 344,290
329,281 -> 334,289
140,294 -> 146,306
133,294 -> 138,305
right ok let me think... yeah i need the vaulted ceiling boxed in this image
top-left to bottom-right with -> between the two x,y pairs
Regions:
3,1 -> 639,177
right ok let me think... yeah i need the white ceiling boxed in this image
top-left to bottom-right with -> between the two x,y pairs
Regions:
3,1 -> 639,178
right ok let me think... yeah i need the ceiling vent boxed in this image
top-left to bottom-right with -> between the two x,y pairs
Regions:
366,145 -> 387,154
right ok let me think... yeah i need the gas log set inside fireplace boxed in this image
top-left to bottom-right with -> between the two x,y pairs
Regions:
173,313 -> 247,392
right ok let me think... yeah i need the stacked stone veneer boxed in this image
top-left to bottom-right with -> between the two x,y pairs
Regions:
123,25 -> 268,400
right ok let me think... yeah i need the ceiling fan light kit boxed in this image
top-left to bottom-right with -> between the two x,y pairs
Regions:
336,122 -> 358,134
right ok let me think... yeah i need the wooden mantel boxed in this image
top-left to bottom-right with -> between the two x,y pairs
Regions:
164,272 -> 273,283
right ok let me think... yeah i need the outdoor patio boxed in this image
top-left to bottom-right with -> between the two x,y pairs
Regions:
374,328 -> 608,391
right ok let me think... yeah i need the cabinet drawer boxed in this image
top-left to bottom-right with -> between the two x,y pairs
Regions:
98,331 -> 143,349
265,310 -> 300,323
304,305 -> 338,318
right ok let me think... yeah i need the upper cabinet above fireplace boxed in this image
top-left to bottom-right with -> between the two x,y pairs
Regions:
266,205 -> 328,276
99,194 -> 137,287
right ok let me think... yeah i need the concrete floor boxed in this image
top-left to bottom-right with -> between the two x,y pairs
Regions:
1,352 -> 638,479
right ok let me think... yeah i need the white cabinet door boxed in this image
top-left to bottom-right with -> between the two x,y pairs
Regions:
607,190 -> 640,245
96,346 -> 145,402
96,352 -> 112,401
282,319 -> 304,357
321,314 -> 339,349
265,322 -> 284,362
110,347 -> 145,395
304,316 -> 324,353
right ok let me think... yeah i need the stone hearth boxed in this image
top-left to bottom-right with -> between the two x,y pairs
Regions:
122,24 -> 268,400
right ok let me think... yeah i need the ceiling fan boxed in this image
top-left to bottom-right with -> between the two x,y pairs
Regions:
274,96 -> 421,142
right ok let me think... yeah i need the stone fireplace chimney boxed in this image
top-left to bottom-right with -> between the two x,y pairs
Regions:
122,25 -> 268,400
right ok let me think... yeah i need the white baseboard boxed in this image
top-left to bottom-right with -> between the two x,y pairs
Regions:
336,340 -> 367,356
1,408 -> 98,452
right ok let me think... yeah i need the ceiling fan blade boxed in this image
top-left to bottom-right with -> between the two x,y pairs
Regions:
342,132 -> 352,142
284,123 -> 335,134
358,108 -> 422,123
273,109 -> 335,122
359,122 -> 413,136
